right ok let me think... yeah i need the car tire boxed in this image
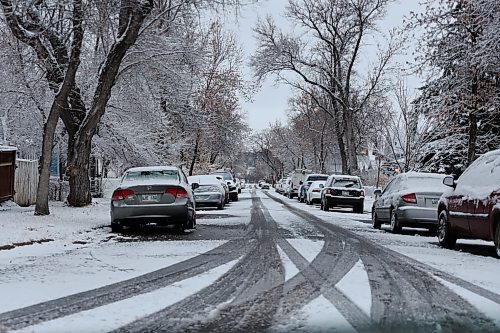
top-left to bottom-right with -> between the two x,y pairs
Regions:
111,221 -> 122,233
354,202 -> 364,214
428,226 -> 438,236
372,210 -> 381,229
322,199 -> 329,211
390,209 -> 402,233
494,223 -> 500,258
217,201 -> 224,210
186,212 -> 196,230
437,211 -> 456,249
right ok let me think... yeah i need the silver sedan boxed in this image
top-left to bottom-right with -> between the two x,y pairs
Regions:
110,166 -> 197,232
372,172 -> 449,234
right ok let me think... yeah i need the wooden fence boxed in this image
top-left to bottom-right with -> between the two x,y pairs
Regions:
14,159 -> 38,207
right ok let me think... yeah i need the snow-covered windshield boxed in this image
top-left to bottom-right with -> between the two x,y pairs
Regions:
124,170 -> 178,182
333,178 -> 361,189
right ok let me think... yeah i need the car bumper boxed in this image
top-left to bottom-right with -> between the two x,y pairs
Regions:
194,193 -> 222,206
309,192 -> 321,202
111,201 -> 190,225
396,206 -> 438,226
325,195 -> 363,207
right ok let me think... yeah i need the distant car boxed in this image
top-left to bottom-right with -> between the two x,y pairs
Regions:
371,172 -> 449,234
275,178 -> 286,194
211,170 -> 238,201
437,149 -> 500,256
298,174 -> 329,202
235,178 -> 242,193
320,175 -> 364,213
110,166 -> 197,232
283,177 -> 292,197
306,181 -> 326,205
188,175 -> 226,210
287,169 -> 312,199
261,182 -> 270,190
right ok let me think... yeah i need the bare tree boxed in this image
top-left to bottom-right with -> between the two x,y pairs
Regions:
251,0 -> 400,175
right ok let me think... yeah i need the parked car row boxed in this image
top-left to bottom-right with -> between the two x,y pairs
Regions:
276,172 -> 365,213
272,149 -> 500,257
372,149 -> 500,257
110,167 -> 241,233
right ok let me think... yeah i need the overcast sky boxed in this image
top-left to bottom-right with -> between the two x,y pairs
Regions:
229,0 -> 425,132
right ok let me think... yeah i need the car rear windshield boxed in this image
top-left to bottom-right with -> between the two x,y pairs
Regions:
404,177 -> 447,191
124,170 -> 178,182
308,175 -> 328,181
333,178 -> 361,189
212,172 -> 232,181
195,185 -> 218,192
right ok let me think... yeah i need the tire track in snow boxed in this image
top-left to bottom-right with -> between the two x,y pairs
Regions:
265,191 -> 500,332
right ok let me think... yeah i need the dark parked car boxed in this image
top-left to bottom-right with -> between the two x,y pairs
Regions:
320,175 -> 364,213
372,172 -> 448,234
110,166 -> 197,232
437,149 -> 500,257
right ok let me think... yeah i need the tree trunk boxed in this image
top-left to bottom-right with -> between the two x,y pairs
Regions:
189,134 -> 200,176
67,139 -> 92,206
467,112 -> 477,166
344,109 -> 358,174
35,109 -> 61,215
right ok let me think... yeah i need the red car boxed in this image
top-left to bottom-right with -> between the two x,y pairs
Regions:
437,149 -> 500,257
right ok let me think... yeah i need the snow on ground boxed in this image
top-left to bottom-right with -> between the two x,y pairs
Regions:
196,190 -> 252,226
267,189 -> 500,296
276,245 -> 300,281
286,238 -> 324,263
334,260 -> 372,317
270,295 -> 356,333
16,259 -> 239,333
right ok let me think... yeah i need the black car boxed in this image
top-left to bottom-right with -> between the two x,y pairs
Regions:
320,175 -> 365,213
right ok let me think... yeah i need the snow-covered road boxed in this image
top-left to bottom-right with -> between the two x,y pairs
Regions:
0,187 -> 499,332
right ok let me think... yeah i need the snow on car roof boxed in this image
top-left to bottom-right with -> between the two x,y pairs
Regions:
403,171 -> 447,179
125,166 -> 178,173
331,174 -> 360,180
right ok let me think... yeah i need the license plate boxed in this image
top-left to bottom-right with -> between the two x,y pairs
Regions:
141,194 -> 160,202
342,191 -> 350,196
431,198 -> 439,205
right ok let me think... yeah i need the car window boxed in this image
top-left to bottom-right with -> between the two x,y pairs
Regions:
383,178 -> 396,194
404,176 -> 447,192
124,170 -> 178,182
307,175 -> 328,182
332,178 -> 361,189
457,152 -> 500,189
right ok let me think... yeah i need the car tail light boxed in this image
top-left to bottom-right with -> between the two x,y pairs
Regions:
324,188 -> 331,195
112,189 -> 134,201
360,189 -> 365,197
165,187 -> 189,199
402,193 -> 417,204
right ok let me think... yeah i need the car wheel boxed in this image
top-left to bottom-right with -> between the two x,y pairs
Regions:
186,212 -> 196,230
428,226 -> 438,236
372,209 -> 381,229
494,224 -> 500,258
111,221 -> 122,233
437,211 -> 456,249
389,209 -> 401,233
354,202 -> 364,214
217,200 -> 224,210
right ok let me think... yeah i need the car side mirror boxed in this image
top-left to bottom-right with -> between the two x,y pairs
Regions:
319,184 -> 324,188
443,176 -> 455,188
374,189 -> 382,198
191,183 -> 199,190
